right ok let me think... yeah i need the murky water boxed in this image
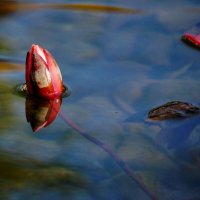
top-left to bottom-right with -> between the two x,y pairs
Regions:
0,0 -> 200,199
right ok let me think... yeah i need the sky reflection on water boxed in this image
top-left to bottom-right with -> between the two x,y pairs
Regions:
0,0 -> 200,200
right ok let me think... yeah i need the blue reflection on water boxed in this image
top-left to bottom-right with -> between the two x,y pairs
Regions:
0,0 -> 200,199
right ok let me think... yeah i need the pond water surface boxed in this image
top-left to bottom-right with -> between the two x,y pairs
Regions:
0,0 -> 200,200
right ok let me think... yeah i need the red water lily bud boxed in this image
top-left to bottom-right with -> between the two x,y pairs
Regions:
26,96 -> 62,132
182,23 -> 200,48
26,44 -> 63,99
182,33 -> 200,47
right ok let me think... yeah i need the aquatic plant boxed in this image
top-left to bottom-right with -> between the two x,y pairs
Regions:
26,44 -> 64,99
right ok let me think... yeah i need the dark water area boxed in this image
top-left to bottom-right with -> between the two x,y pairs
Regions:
0,0 -> 200,199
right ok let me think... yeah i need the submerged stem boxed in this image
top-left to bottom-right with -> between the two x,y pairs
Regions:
59,111 -> 159,200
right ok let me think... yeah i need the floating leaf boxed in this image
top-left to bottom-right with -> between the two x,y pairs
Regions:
148,101 -> 199,120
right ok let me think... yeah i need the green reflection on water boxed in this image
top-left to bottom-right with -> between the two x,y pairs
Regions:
0,38 -> 12,53
0,152 -> 85,199
0,82 -> 18,129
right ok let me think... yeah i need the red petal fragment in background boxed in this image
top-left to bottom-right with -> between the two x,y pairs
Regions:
182,23 -> 200,48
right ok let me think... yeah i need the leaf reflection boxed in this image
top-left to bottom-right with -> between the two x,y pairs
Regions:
0,0 -> 19,17
46,3 -> 141,14
0,60 -> 23,72
157,115 -> 200,150
0,1 -> 141,15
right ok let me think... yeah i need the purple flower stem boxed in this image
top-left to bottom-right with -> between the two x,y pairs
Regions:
59,111 -> 159,200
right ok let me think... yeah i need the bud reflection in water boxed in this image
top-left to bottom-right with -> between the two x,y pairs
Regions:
25,96 -> 62,132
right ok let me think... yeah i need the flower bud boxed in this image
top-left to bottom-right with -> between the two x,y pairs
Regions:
26,44 -> 63,99
182,23 -> 200,48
